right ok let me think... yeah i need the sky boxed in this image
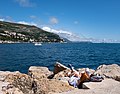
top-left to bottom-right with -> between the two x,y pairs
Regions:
0,0 -> 120,41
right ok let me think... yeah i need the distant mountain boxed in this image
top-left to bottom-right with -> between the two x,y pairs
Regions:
42,27 -> 120,43
0,21 -> 63,43
42,27 -> 91,42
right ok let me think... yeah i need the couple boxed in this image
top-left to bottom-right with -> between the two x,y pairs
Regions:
68,64 -> 103,88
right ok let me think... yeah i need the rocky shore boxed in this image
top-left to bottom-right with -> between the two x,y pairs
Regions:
0,63 -> 120,94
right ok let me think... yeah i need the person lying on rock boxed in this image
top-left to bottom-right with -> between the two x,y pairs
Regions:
67,64 -> 81,78
68,64 -> 104,88
68,64 -> 90,88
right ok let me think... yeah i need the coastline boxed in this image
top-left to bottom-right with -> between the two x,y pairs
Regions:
0,63 -> 120,94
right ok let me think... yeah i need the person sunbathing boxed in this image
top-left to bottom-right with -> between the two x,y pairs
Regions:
68,64 -> 90,88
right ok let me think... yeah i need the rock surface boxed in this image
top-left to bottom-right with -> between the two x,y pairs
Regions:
28,66 -> 52,79
0,63 -> 120,94
54,79 -> 120,94
0,71 -> 25,94
53,62 -> 70,74
0,71 -> 20,82
0,81 -> 9,94
95,64 -> 120,81
28,65 -> 74,94
53,69 -> 71,79
12,73 -> 33,94
35,78 -> 74,94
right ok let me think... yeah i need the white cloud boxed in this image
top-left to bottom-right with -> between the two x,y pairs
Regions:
49,17 -> 58,24
0,18 -> 5,21
42,26 -> 72,35
42,26 -> 84,42
42,27 -> 51,32
15,0 -> 35,7
17,21 -> 37,26
74,21 -> 79,24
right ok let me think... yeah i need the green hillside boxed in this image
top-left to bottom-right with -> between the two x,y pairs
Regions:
0,21 -> 64,43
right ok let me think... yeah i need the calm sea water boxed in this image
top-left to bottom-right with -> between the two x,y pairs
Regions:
0,43 -> 120,73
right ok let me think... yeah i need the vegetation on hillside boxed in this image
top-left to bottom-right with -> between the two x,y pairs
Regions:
0,21 -> 64,43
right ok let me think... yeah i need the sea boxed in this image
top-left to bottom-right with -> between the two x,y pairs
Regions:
0,43 -> 120,73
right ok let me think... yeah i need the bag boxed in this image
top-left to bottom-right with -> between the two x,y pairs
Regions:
90,75 -> 103,82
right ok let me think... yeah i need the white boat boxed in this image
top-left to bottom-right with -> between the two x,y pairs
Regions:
34,43 -> 42,46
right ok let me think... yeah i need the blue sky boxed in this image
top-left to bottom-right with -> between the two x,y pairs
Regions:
0,0 -> 120,40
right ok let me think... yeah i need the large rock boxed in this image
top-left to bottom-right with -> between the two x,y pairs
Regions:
54,79 -> 120,94
53,69 -> 71,79
95,64 -> 120,81
28,66 -> 52,79
1,82 -> 24,94
12,73 -> 33,94
28,66 -> 74,94
0,71 -> 20,82
54,62 -> 70,74
35,78 -> 74,94
0,81 -> 9,94
0,71 -> 31,94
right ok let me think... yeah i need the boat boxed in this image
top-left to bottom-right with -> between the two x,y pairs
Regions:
34,43 -> 42,46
